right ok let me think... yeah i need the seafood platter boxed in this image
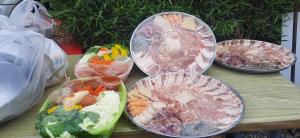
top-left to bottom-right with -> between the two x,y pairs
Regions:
130,12 -> 216,75
125,73 -> 245,137
215,39 -> 296,73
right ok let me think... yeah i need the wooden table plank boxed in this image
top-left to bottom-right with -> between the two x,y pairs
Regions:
0,55 -> 300,138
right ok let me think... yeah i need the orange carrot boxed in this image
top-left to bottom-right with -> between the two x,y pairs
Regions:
99,47 -> 109,51
78,86 -> 93,93
89,55 -> 101,63
91,60 -> 112,65
129,106 -> 147,111
128,98 -> 147,103
91,85 -> 106,96
130,109 -> 145,116
128,101 -> 148,108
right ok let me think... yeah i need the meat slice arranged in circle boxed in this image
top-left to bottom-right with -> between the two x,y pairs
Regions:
126,73 -> 245,137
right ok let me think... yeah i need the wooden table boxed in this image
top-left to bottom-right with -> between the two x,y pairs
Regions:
1,55 -> 300,138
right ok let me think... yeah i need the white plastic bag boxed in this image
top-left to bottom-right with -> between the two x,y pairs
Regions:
0,27 -> 47,123
44,38 -> 68,87
9,0 -> 54,37
0,15 -> 68,122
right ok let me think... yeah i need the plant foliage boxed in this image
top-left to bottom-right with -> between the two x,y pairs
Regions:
43,0 -> 294,49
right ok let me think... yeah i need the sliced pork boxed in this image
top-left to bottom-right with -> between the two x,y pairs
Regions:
126,73 -> 244,137
130,12 -> 216,75
216,39 -> 296,72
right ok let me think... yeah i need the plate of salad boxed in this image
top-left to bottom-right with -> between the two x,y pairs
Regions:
35,76 -> 126,138
74,44 -> 134,81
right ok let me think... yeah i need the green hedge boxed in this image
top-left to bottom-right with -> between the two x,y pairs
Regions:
44,0 -> 294,49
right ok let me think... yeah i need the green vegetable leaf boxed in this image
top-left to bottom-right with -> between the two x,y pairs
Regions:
86,47 -> 100,54
86,112 -> 100,123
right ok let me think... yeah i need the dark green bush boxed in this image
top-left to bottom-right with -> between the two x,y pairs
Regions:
43,0 -> 294,49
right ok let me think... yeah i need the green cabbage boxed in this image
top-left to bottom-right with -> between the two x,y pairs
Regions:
79,91 -> 120,132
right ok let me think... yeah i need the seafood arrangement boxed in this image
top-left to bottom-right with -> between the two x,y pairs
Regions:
35,77 -> 126,138
216,39 -> 296,73
125,73 -> 245,137
74,44 -> 134,81
130,12 -> 216,75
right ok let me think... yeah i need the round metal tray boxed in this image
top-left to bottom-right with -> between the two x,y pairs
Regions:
124,72 -> 245,138
130,11 -> 216,76
215,39 -> 297,73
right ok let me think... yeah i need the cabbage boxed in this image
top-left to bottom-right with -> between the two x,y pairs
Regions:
79,91 -> 120,132
78,53 -> 96,64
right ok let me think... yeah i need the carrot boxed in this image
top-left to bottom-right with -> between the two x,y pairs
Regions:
77,86 -> 93,93
91,60 -> 112,65
129,98 -> 147,103
99,47 -> 109,51
129,106 -> 147,111
91,85 -> 106,96
89,55 -> 101,63
130,109 -> 145,116
128,101 -> 148,108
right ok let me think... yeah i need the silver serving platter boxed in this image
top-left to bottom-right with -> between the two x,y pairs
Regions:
125,73 -> 245,138
130,12 -> 216,76
215,39 -> 297,73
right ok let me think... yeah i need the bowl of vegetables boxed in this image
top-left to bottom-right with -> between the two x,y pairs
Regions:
74,44 -> 134,81
35,77 -> 126,138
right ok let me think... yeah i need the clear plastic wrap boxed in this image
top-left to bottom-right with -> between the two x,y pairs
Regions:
74,45 -> 134,82
0,27 -> 47,123
9,0 -> 54,37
